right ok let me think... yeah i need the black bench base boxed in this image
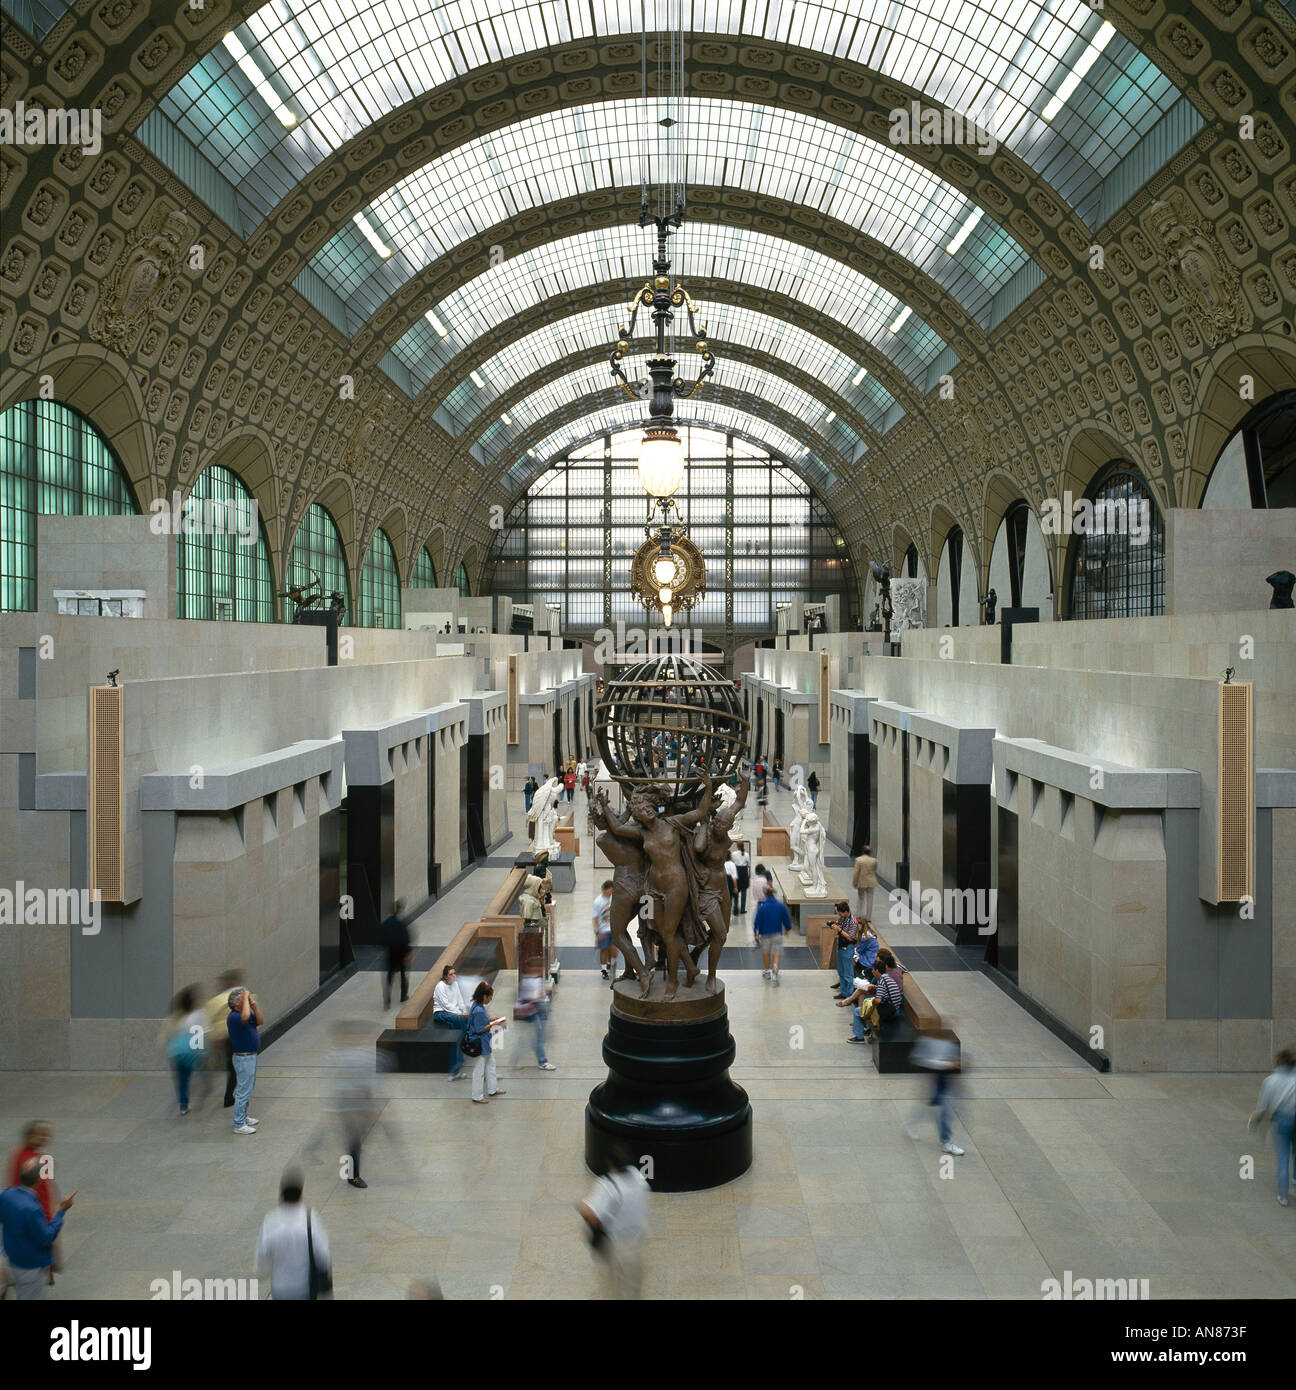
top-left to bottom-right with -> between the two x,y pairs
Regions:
376,1023 -> 464,1074
869,1017 -> 962,1074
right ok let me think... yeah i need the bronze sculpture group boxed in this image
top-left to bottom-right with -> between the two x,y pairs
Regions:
591,776 -> 749,999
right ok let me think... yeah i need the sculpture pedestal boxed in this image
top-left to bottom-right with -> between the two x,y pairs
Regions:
585,979 -> 752,1193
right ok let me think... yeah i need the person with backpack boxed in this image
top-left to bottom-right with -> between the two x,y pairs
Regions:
1249,1047 -> 1296,1206
256,1168 -> 330,1300
859,947 -> 904,1035
466,983 -> 508,1104
577,1142 -> 650,1300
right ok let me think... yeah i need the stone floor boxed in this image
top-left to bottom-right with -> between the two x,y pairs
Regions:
2,786 -> 1292,1300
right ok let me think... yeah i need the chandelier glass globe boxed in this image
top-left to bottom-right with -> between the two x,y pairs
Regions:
638,423 -> 685,499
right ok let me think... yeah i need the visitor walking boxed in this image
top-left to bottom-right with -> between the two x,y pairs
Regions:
467,983 -> 508,1104
1249,1047 -> 1296,1205
578,1143 -> 650,1300
161,985 -> 207,1116
517,968 -> 557,1071
563,767 -> 577,802
0,1159 -> 75,1301
731,845 -> 751,915
432,965 -> 472,1080
379,899 -> 412,1009
4,1122 -> 60,1292
724,853 -> 739,916
256,1168 -> 331,1300
228,986 -> 263,1135
329,1020 -> 377,1189
753,886 -> 791,985
807,769 -> 820,807
772,758 -> 783,791
853,845 -> 879,924
524,775 -> 539,813
913,1033 -> 965,1156
593,879 -> 615,980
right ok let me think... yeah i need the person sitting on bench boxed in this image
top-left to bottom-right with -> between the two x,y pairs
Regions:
837,947 -> 903,1040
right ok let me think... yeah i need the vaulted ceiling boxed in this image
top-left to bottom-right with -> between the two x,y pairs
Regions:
3,0 -> 1296,600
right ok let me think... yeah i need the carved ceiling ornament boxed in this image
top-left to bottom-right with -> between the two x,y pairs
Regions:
1144,189 -> 1250,348
88,204 -> 191,353
341,389 -> 393,477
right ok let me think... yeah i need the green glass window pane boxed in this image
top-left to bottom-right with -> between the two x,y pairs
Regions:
286,503 -> 351,624
357,527 -> 401,628
409,545 -> 437,588
0,400 -> 137,613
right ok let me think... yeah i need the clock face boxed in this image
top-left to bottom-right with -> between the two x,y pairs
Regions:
630,528 -> 706,617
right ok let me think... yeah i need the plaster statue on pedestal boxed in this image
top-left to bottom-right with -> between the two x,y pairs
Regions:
797,813 -> 827,897
527,775 -> 564,855
787,783 -> 814,872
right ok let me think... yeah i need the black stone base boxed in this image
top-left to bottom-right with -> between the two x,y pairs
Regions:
376,1023 -> 462,1074
869,1018 -> 962,1075
584,1005 -> 752,1192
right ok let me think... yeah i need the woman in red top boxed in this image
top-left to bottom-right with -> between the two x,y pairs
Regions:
563,769 -> 577,802
7,1120 -> 59,1285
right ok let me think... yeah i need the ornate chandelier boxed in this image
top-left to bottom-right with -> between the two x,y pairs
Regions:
631,514 -> 705,628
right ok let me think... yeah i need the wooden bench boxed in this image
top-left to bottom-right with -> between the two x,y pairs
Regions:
482,866 -> 527,924
757,807 -> 791,858
555,809 -> 580,856
393,921 -> 511,1033
824,924 -> 958,1073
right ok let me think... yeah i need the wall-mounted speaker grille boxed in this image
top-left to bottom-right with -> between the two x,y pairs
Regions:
1217,680 -> 1254,904
818,651 -> 831,745
507,653 -> 519,745
88,683 -> 125,903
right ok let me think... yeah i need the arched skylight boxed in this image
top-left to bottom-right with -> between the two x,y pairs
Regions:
395,222 -> 948,393
475,357 -> 862,466
441,300 -> 897,436
309,98 -> 1029,328
510,400 -> 824,493
156,0 -> 1185,229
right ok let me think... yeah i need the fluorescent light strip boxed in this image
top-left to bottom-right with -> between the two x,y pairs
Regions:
500,413 -> 512,425
825,411 -> 836,422
851,366 -> 868,386
945,206 -> 984,256
222,31 -> 296,127
888,306 -> 912,334
424,308 -> 448,336
470,370 -> 487,388
352,212 -> 391,259
1042,21 -> 1115,122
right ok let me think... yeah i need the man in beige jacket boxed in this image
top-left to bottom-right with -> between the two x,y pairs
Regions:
853,846 -> 879,924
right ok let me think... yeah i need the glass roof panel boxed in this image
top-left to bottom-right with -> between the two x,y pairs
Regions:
395,222 -> 949,394
474,356 -> 860,465
441,301 -> 897,436
507,400 -> 829,494
307,98 -> 1028,326
156,0 -> 1185,232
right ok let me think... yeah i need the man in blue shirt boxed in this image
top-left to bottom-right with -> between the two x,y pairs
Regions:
0,1158 -> 76,1300
227,986 -> 264,1134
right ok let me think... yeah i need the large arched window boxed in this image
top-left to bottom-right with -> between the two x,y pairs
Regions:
455,561 -> 471,598
1,400 -> 138,612
989,500 -> 1052,616
480,426 -> 857,638
286,503 -> 350,624
176,463 -> 276,622
1064,468 -> 1164,620
409,545 -> 437,588
936,526 -> 976,627
357,527 -> 401,627
1202,390 -> 1296,509
903,542 -> 919,578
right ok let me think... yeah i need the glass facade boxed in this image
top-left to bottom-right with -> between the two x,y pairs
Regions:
286,503 -> 351,624
357,527 -> 401,627
409,545 -> 437,588
1065,469 -> 1164,620
455,561 -> 471,598
0,400 -> 138,613
175,463 -> 276,622
483,424 -> 855,641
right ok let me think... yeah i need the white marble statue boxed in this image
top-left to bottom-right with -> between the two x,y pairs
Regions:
527,775 -> 564,855
798,812 -> 828,897
787,784 -> 814,872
